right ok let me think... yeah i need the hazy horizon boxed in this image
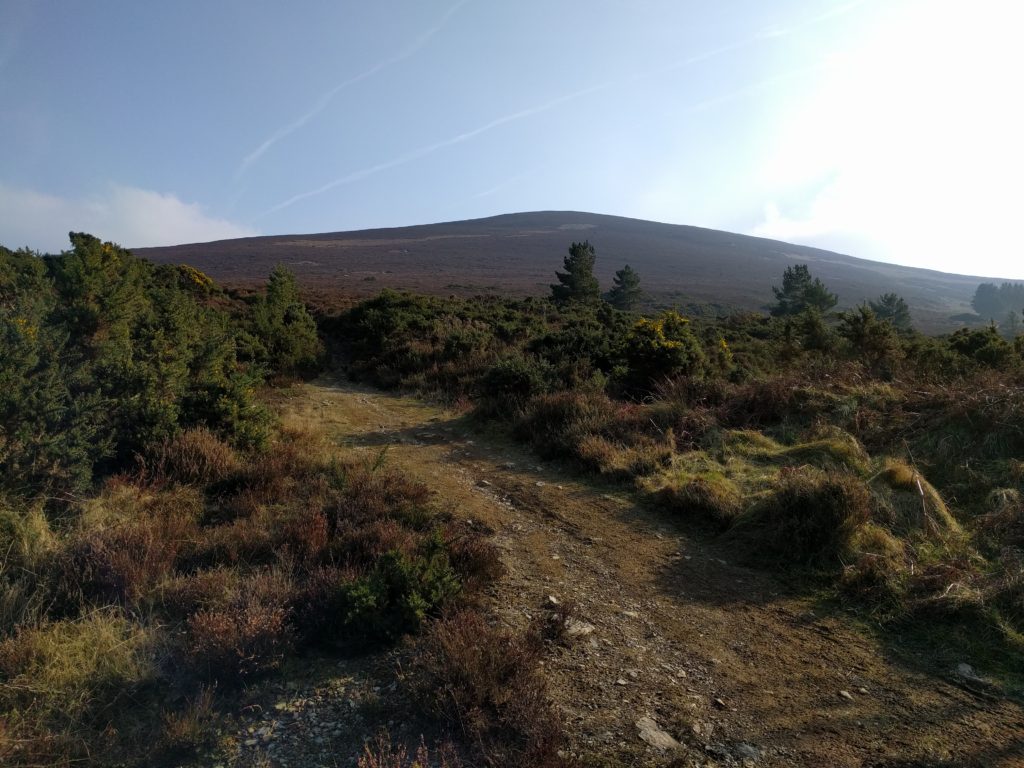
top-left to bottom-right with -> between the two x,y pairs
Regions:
1,0 -> 1021,278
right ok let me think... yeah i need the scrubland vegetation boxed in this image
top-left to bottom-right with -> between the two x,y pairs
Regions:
0,236 -> 512,766
3,234 -> 1024,765
328,249 -> 1024,688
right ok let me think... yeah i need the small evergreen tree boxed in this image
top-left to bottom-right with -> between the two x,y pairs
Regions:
551,241 -> 599,305
605,264 -> 642,310
252,265 -> 323,376
770,264 -> 837,317
869,292 -> 912,331
839,305 -> 900,372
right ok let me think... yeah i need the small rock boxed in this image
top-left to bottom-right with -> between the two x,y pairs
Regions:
858,687 -> 869,695
551,554 -> 561,560
839,690 -> 854,701
636,716 -> 681,750
547,595 -> 561,606
243,739 -> 258,747
736,742 -> 761,761
713,697 -> 727,710
957,662 -> 980,680
616,678 -> 629,686
476,479 -> 492,487
536,481 -> 546,487
622,610 -> 640,619
691,720 -> 714,741
564,618 -> 596,638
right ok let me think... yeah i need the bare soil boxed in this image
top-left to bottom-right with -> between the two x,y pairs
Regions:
226,379 -> 1024,768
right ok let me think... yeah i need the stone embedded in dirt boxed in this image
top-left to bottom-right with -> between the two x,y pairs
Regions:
616,678 -> 629,686
736,742 -> 761,763
536,481 -> 546,486
691,720 -> 714,742
547,594 -> 561,606
839,690 -> 854,700
957,662 -> 981,681
622,610 -> 640,619
857,687 -> 869,695
713,697 -> 727,709
476,479 -> 491,487
636,716 -> 681,750
564,618 -> 596,638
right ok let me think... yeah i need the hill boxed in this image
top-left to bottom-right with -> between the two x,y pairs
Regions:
136,211 -> 987,331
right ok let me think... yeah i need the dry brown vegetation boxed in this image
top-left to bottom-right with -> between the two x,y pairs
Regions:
0,416 -> 501,766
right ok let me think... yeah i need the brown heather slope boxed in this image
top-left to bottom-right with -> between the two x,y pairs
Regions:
221,379 -> 1023,767
134,211 -> 989,333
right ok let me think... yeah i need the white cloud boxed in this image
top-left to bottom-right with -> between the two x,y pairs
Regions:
0,183 -> 257,253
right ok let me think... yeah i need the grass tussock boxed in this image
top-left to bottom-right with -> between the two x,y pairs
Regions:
726,468 -> 872,569
870,459 -> 962,538
654,471 -> 742,529
0,611 -> 158,764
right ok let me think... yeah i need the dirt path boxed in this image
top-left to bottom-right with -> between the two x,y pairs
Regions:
252,380 -> 1024,768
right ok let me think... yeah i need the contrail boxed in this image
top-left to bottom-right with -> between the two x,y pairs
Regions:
260,0 -> 869,217
237,0 -> 471,178
259,82 -> 610,217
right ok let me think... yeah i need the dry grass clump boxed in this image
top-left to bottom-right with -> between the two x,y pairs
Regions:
414,610 -> 566,768
870,459 -> 962,538
727,468 -> 872,569
839,523 -> 910,607
776,432 -> 871,474
575,434 -> 672,481
158,687 -> 218,757
977,488 -> 1024,548
358,732 -> 462,768
0,611 -> 158,764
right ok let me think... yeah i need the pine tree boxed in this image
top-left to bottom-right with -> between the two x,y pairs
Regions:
869,293 -> 912,331
252,265 -> 323,376
551,241 -> 600,305
770,264 -> 837,316
605,264 -> 642,310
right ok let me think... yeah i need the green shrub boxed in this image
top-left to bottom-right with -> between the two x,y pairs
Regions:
477,356 -> 547,417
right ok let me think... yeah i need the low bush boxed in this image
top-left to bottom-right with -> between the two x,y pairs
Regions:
152,427 -> 241,486
414,610 -> 566,768
182,569 -> 295,684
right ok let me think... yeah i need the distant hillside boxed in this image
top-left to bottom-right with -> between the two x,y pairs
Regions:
136,211 -> 987,331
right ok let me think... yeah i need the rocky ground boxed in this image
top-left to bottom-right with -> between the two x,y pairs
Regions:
198,380 -> 1024,768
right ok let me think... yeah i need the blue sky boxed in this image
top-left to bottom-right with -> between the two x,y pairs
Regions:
1,0 -> 1021,277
